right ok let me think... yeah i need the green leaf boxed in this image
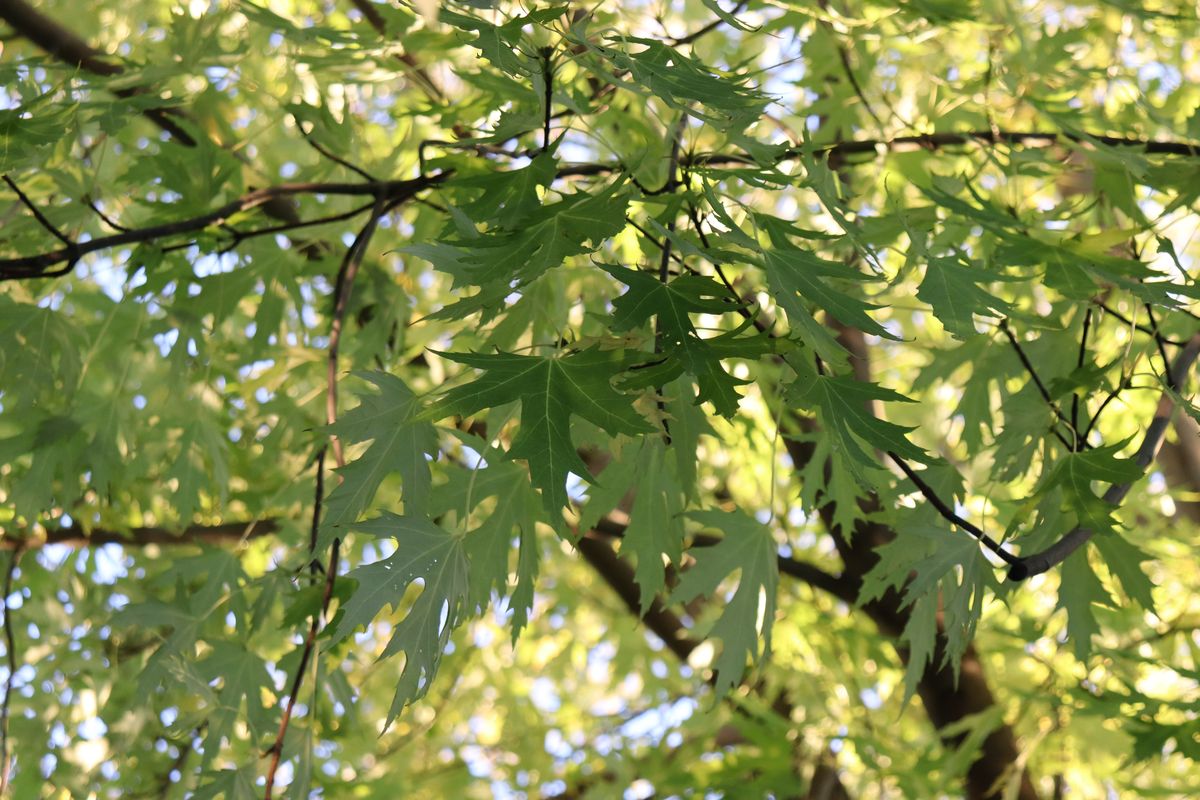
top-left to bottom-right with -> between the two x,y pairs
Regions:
434,447 -> 543,638
433,347 -> 655,511
602,438 -> 687,609
587,38 -> 768,130
321,373 -> 438,541
602,263 -> 760,416
671,509 -> 779,694
424,182 -> 629,290
193,766 -> 258,800
787,373 -> 929,480
331,514 -> 470,721
1037,441 -> 1143,535
1056,549 -> 1113,661
900,592 -> 938,706
1092,532 -> 1157,614
196,643 -> 276,758
916,255 -> 1012,339
759,224 -> 894,342
456,151 -> 559,228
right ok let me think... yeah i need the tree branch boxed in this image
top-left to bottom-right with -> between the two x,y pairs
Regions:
2,174 -> 72,246
0,173 -> 447,279
346,0 -> 445,102
998,319 -> 1077,450
0,520 -> 278,550
264,197 -> 387,799
0,0 -> 196,143
887,453 -> 1020,566
1007,332 -> 1200,581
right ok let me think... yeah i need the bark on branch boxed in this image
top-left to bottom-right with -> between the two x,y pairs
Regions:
0,520 -> 278,550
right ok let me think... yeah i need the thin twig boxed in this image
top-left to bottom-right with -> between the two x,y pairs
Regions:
326,195 -> 387,466
1144,304 -> 1174,386
887,453 -> 1019,566
85,198 -> 131,233
0,173 -> 446,279
297,124 -> 378,182
541,48 -> 555,153
653,117 -> 688,444
3,174 -> 72,246
262,539 -> 340,799
828,31 -> 886,129
668,0 -> 749,46
1009,333 -> 1200,581
307,448 -> 327,573
998,319 -> 1076,449
1095,301 -> 1186,345
0,548 -> 21,796
1071,307 -> 1092,449
1081,374 -> 1133,442
263,197 -> 388,799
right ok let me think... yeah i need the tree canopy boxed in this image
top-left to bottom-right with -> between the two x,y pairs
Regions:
2,0 -> 1200,798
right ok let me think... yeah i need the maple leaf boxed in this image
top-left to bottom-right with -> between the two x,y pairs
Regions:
670,510 -> 779,694
1055,549 -> 1115,661
916,254 -> 1013,339
1035,441 -> 1143,536
419,183 -> 629,290
320,373 -> 438,543
602,264 -> 766,416
455,151 -> 558,228
432,347 -> 656,511
432,437 -> 544,638
587,37 -> 769,130
330,514 -> 470,723
196,643 -> 276,759
786,368 -> 930,481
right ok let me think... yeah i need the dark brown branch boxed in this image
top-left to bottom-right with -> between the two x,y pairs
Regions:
887,453 -> 1020,566
0,173 -> 447,279
2,174 -> 71,246
0,520 -> 278,550
264,198 -> 386,799
1008,332 -> 1200,581
0,0 -> 196,144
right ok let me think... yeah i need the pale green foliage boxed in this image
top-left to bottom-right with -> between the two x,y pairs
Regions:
2,0 -> 1200,797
